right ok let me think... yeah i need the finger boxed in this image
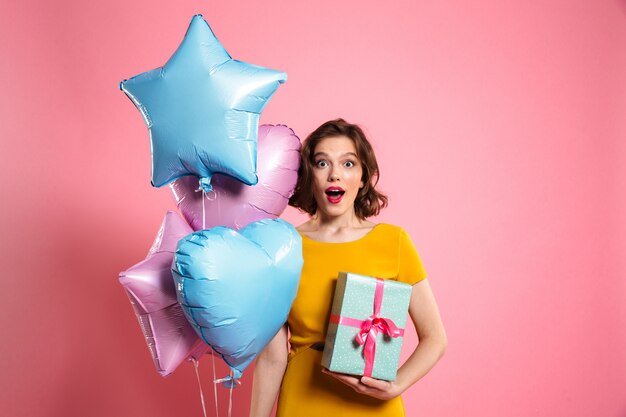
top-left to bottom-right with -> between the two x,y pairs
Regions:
360,376 -> 392,391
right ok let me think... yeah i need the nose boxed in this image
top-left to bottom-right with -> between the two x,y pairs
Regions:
328,167 -> 340,182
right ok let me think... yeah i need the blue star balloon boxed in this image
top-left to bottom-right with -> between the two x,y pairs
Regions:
120,15 -> 287,192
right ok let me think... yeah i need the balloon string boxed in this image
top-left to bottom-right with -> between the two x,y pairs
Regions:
212,352 -> 219,417
202,190 -> 206,230
192,358 -> 208,417
228,370 -> 234,417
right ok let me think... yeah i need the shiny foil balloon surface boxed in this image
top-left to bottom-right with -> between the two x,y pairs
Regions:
119,211 -> 210,376
172,219 -> 303,381
119,15 -> 288,192
170,124 -> 301,231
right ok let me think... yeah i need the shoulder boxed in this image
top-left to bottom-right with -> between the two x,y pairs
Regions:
374,224 -> 422,253
373,223 -> 405,235
371,223 -> 409,244
295,220 -> 314,233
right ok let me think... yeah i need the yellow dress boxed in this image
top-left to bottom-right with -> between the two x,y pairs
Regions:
276,223 -> 427,417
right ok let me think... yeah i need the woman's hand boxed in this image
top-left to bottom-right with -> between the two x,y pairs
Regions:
321,368 -> 403,400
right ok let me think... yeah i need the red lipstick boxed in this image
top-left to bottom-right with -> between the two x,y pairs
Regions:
325,186 -> 345,204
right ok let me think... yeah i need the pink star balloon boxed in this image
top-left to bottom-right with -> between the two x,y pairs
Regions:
119,211 -> 210,376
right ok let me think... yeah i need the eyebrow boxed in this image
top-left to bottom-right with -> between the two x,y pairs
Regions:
313,152 -> 358,158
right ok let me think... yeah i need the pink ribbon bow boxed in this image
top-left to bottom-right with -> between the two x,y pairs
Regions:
330,278 -> 404,377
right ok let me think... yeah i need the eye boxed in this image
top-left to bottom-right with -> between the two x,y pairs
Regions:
315,160 -> 328,168
344,160 -> 356,168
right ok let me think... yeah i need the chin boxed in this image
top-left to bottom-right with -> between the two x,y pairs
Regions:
318,203 -> 353,218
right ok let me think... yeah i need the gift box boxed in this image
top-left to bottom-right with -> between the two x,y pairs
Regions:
321,272 -> 412,381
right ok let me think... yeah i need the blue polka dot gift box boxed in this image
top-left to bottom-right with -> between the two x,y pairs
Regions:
321,272 -> 412,381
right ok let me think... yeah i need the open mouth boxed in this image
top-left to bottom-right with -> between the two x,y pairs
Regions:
325,187 -> 345,203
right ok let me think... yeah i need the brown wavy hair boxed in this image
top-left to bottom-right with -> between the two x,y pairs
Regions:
289,118 -> 388,219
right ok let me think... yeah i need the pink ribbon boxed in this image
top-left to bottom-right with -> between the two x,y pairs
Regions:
329,278 -> 404,377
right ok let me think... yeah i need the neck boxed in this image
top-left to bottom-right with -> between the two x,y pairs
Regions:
310,209 -> 364,232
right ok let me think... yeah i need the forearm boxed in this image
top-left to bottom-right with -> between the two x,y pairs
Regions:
395,335 -> 447,393
249,355 -> 287,417
249,325 -> 289,417
393,278 -> 447,394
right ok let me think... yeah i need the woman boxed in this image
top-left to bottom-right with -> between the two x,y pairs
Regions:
250,119 -> 447,417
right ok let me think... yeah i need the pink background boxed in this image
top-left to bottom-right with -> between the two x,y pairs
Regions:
1,1 -> 625,416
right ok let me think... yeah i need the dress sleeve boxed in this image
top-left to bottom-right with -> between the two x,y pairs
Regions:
397,228 -> 427,285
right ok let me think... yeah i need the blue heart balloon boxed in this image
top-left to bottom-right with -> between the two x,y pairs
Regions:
120,15 -> 287,192
172,219 -> 302,381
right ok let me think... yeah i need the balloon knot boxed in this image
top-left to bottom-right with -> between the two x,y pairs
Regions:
198,176 -> 213,193
214,375 -> 241,389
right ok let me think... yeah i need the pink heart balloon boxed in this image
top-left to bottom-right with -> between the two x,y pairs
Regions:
119,211 -> 210,376
170,124 -> 301,230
